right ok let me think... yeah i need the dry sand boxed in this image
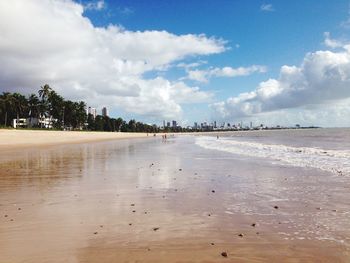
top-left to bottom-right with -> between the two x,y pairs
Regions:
0,129 -> 150,150
0,132 -> 349,262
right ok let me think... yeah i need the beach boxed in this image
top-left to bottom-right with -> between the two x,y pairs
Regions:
1,129 -> 350,262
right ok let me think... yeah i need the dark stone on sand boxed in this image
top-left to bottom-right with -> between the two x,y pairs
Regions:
129,223 -> 132,226
316,207 -> 321,210
221,252 -> 228,257
4,215 -> 8,217
251,223 -> 256,227
18,208 -> 21,210
100,225 -> 103,228
211,243 -> 215,245
94,232 -> 98,234
274,206 -> 279,209
211,190 -> 215,193
238,233 -> 244,237
179,169 -> 182,171
256,232 -> 260,235
131,204 -> 135,206
208,214 -> 211,216
153,227 -> 160,231
132,210 -> 136,213
10,219 -> 13,221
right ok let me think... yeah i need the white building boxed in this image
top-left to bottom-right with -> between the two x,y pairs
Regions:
87,107 -> 97,119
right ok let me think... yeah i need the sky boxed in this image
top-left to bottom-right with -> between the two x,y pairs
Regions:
1,0 -> 350,127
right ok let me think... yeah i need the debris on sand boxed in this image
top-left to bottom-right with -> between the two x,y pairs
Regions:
274,206 -> 279,209
152,227 -> 160,231
130,204 -> 135,206
251,223 -> 256,227
94,232 -> 98,235
238,233 -> 244,237
221,252 -> 228,257
211,190 -> 215,193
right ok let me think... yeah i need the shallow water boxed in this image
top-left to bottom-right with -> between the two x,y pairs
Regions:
1,134 -> 350,262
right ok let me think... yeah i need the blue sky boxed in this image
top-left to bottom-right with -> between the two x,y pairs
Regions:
1,0 -> 350,126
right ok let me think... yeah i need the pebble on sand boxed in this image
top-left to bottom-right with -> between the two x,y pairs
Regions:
238,233 -> 244,237
251,223 -> 256,227
94,232 -> 98,235
221,252 -> 228,258
211,190 -> 215,193
152,227 -> 160,231
274,206 -> 279,209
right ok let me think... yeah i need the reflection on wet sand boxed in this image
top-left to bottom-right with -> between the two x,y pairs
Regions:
1,137 -> 350,262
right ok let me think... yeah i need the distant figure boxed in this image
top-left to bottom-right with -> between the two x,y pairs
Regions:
153,133 -> 156,137
217,135 -> 219,139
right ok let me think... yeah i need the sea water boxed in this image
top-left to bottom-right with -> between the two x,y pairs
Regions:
196,128 -> 350,176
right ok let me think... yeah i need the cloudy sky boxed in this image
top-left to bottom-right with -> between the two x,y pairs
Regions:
1,0 -> 350,127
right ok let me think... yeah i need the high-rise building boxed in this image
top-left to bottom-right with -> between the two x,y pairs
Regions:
167,122 -> 171,127
102,107 -> 109,117
172,120 -> 177,128
88,107 -> 97,119
163,120 -> 166,128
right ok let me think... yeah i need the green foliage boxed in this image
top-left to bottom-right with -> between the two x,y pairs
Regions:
0,85 -> 160,133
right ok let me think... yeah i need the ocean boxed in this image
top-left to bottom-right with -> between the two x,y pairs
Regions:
196,128 -> 350,176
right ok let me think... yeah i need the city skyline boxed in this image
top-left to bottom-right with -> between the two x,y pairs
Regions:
1,1 -> 350,127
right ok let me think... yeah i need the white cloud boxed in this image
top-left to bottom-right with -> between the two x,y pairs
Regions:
324,32 -> 343,48
211,41 -> 350,126
260,4 -> 274,12
187,65 -> 267,83
84,0 -> 105,11
0,0 -> 225,119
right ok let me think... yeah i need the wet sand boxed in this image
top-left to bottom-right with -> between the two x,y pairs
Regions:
1,136 -> 350,262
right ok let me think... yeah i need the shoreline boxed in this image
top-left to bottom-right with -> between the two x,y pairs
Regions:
0,129 -> 151,151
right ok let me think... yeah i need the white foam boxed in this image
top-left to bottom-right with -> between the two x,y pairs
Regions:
195,136 -> 350,176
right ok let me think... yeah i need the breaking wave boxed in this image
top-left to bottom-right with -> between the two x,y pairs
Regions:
195,136 -> 350,176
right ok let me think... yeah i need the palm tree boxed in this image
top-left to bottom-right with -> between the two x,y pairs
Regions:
12,93 -> 28,125
0,92 -> 16,126
38,84 -> 52,102
38,84 -> 52,128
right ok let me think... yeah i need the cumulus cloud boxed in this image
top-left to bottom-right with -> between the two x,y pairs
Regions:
211,40 -> 350,121
187,65 -> 267,83
84,0 -> 105,11
260,4 -> 274,12
0,0 -> 225,119
324,32 -> 343,48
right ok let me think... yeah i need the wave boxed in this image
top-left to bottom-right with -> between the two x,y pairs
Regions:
195,136 -> 350,176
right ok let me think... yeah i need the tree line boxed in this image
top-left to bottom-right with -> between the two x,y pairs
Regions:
0,84 -> 160,132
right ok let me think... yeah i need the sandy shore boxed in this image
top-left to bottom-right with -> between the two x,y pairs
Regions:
1,134 -> 349,262
0,129 -> 150,150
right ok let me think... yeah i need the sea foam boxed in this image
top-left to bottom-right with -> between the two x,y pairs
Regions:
195,136 -> 350,176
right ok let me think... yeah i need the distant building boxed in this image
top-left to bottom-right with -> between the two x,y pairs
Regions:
167,122 -> 171,127
102,107 -> 109,117
194,122 -> 198,129
172,120 -> 177,128
163,120 -> 166,128
88,107 -> 97,119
